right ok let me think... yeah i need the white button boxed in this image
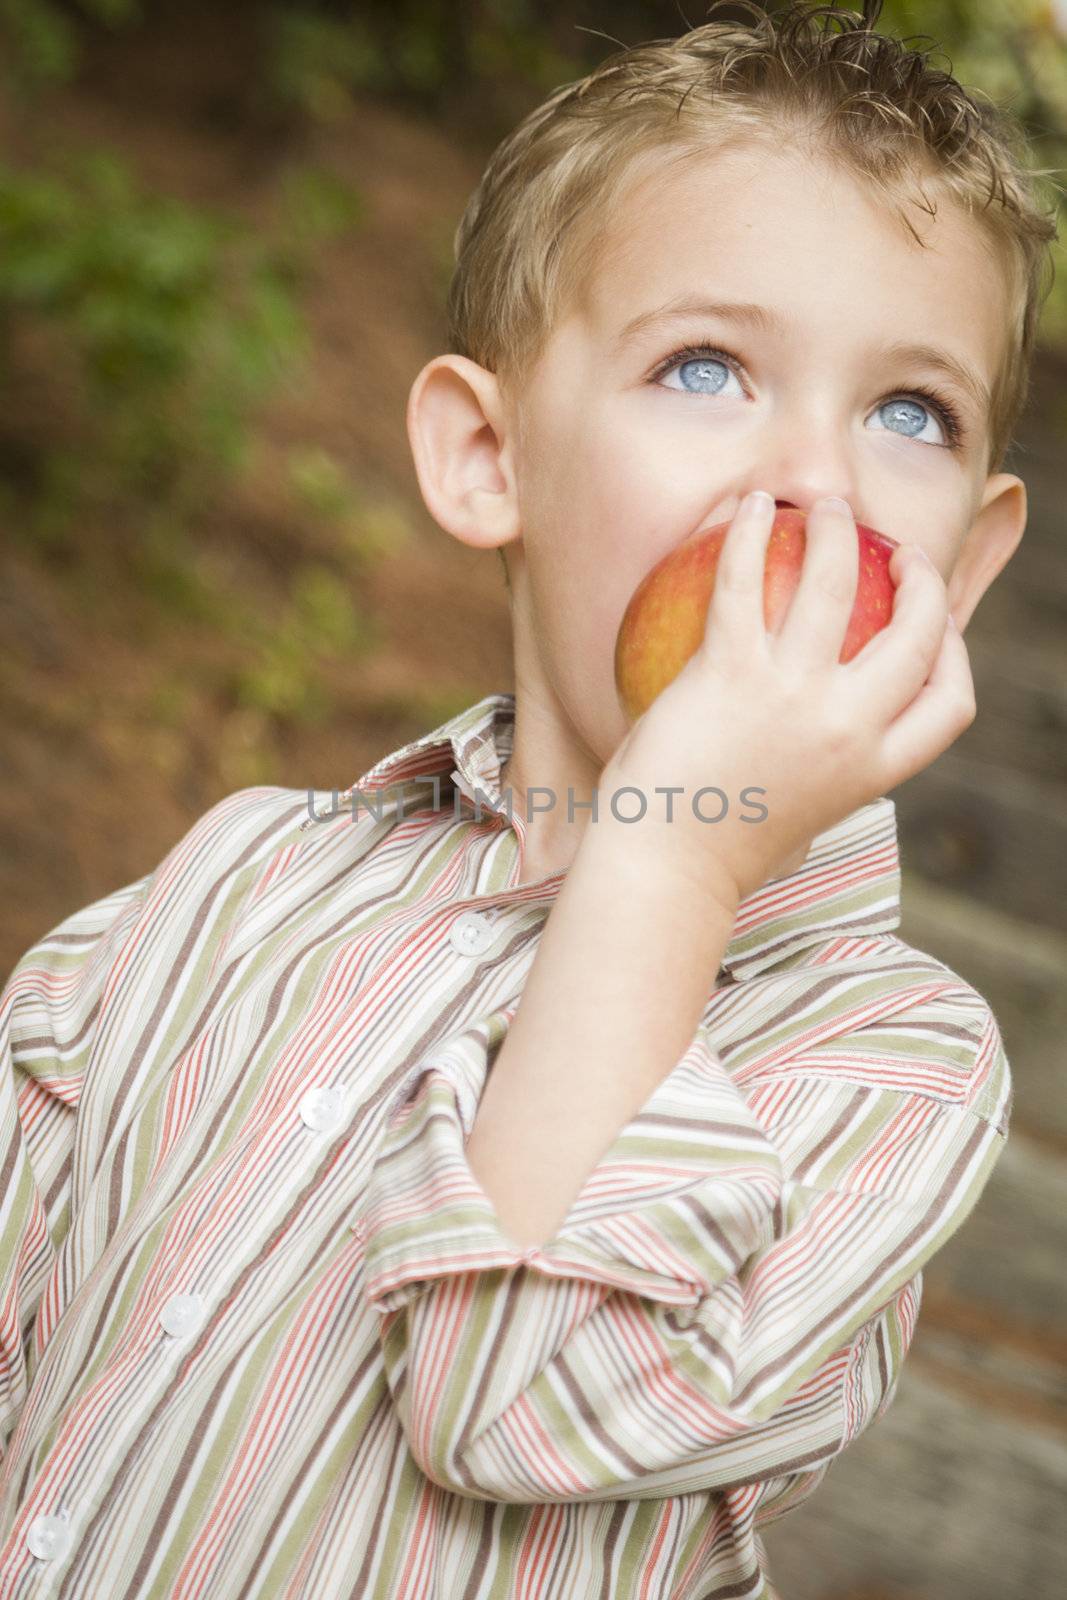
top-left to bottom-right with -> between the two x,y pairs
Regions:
299,1084 -> 345,1132
27,1512 -> 72,1561
160,1292 -> 206,1338
449,912 -> 496,955
350,1215 -> 366,1239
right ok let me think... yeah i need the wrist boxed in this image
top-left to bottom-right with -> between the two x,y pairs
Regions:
580,785 -> 743,924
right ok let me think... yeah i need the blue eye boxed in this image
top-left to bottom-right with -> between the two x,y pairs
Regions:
869,397 -> 945,447
652,341 -> 965,450
879,399 -> 927,435
668,354 -> 738,397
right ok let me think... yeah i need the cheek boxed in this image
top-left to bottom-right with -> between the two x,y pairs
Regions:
522,416 -> 666,590
520,509 -> 640,712
520,394 -> 730,650
899,496 -> 971,577
538,374 -> 691,496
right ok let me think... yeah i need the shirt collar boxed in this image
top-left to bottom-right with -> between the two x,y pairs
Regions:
303,691 -> 901,982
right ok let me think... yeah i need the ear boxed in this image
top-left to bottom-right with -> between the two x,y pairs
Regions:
405,354 -> 522,555
947,473 -> 1027,632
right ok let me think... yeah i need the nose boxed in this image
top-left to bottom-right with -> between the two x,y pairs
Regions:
763,458 -> 854,513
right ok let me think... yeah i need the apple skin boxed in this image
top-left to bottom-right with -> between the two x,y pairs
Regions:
614,506 -> 899,724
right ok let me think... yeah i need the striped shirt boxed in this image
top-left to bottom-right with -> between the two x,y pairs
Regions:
0,690 -> 1010,1599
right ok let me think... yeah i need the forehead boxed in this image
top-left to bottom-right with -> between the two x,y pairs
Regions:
575,139 -> 1007,381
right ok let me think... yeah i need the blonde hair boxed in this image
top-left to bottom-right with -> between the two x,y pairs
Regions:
446,0 -> 1060,588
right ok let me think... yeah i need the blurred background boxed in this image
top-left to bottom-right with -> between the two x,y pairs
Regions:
0,3 -> 1064,1595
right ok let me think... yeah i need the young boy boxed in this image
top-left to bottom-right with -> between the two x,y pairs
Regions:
0,3 -> 1053,1596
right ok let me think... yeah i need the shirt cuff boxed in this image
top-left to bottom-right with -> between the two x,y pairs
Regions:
362,1004 -> 784,1314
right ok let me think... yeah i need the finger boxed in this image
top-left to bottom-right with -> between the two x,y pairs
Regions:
844,543 -> 949,722
873,611 -> 976,792
772,496 -> 860,668
700,490 -> 777,662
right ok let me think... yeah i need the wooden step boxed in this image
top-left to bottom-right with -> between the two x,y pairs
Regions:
760,1355 -> 1067,1600
892,753 -> 1067,935
897,869 -> 1067,1145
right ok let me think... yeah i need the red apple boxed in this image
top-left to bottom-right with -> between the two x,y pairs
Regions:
614,506 -> 898,723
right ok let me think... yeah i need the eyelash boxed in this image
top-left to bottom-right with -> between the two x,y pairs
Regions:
650,340 -> 967,451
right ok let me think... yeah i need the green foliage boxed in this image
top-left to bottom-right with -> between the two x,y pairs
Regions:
0,0 -> 140,94
260,0 -> 577,120
0,152 -> 294,526
285,445 -> 413,561
0,0 -> 78,88
0,149 -> 373,545
286,444 -> 359,523
262,5 -> 391,122
278,165 -> 366,246
465,4 -> 576,92
0,0 -> 371,564
129,514 -> 236,627
0,0 -> 414,761
232,561 -> 380,724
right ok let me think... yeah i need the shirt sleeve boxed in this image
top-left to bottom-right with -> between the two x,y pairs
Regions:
0,873 -> 151,1455
361,977 -> 1009,1502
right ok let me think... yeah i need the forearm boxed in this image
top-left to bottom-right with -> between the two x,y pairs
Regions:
465,814 -> 738,1250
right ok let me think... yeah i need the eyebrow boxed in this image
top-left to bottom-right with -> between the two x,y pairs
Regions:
614,294 -> 992,421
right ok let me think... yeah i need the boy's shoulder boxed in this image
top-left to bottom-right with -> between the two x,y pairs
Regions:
115,786 -> 315,929
156,785 -> 312,868
715,928 -> 1010,1136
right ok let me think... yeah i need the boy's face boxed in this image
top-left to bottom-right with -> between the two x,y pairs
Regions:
487,140 -> 1024,771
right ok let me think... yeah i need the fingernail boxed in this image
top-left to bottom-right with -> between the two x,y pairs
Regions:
743,490 -> 774,514
820,496 -> 851,516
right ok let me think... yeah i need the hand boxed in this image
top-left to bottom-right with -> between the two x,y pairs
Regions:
602,491 -> 976,908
